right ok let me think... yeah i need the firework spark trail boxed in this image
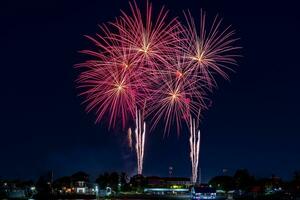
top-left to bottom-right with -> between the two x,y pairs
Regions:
127,128 -> 133,149
131,109 -> 146,175
189,117 -> 200,183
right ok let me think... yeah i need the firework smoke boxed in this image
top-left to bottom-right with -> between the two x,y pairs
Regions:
189,117 -> 200,183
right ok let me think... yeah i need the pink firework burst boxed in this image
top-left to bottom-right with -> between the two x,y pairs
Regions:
111,1 -> 181,69
147,54 -> 206,133
76,24 -> 146,128
181,10 -> 240,89
77,58 -> 140,128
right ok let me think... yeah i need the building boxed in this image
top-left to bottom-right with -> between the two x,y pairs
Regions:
191,185 -> 216,200
74,181 -> 86,194
146,176 -> 191,187
144,176 -> 191,195
72,181 -> 99,195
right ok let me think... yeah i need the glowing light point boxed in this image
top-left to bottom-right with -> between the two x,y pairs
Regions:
192,52 -> 205,63
115,82 -> 125,93
176,70 -> 183,78
118,85 -> 123,91
172,93 -> 177,99
138,41 -> 151,55
139,47 -> 149,54
169,90 -> 180,102
123,63 -> 129,69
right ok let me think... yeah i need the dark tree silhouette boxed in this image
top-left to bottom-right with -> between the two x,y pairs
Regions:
130,174 -> 146,192
209,176 -> 235,191
53,176 -> 71,190
71,171 -> 89,182
96,172 -> 110,189
96,172 -> 125,191
233,169 -> 255,191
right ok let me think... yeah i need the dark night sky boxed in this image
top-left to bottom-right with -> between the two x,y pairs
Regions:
1,0 -> 300,183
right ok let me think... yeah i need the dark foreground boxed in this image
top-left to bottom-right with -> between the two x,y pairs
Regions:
23,192 -> 299,200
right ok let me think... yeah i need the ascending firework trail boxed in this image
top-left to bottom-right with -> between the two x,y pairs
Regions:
189,117 -> 200,183
129,109 -> 146,175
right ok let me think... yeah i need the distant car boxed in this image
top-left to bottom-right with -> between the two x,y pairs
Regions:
191,185 -> 216,200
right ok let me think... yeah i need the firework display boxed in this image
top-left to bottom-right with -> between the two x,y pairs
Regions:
76,1 -> 238,179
